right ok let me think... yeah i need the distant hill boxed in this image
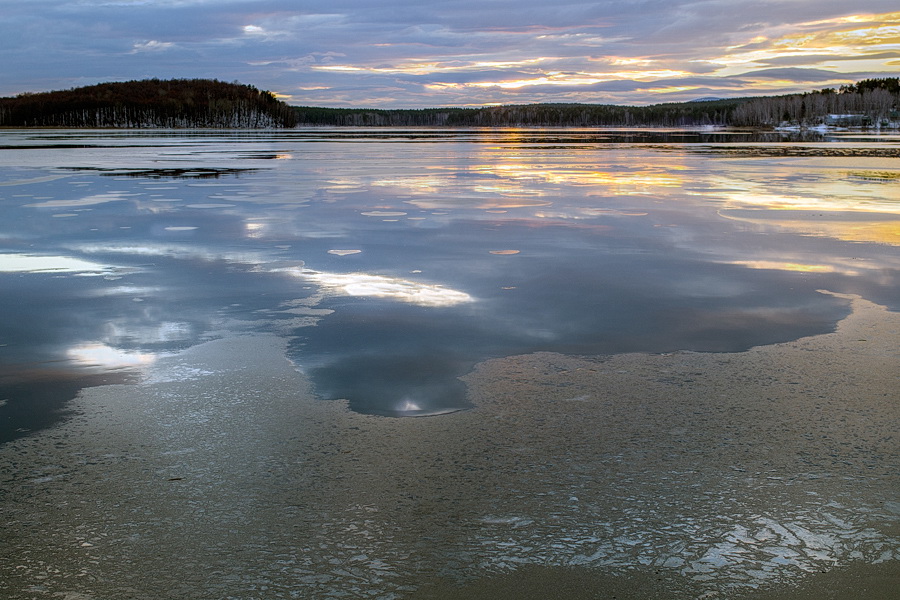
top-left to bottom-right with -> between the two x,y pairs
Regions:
0,79 -> 298,128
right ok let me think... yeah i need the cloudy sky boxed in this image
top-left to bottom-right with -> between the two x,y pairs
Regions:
2,0 -> 899,107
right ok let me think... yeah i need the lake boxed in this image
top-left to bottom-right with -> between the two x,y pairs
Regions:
0,128 -> 898,598
2,128 -> 898,432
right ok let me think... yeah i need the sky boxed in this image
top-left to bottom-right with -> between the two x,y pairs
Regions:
1,0 -> 899,108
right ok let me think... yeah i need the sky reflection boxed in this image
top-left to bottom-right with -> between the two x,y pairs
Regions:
1,129 -> 898,436
292,269 -> 474,307
67,343 -> 157,370
0,253 -> 117,274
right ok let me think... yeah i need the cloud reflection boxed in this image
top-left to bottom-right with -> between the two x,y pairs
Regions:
25,191 -> 139,208
282,268 -> 473,307
67,343 -> 156,370
723,192 -> 900,215
720,209 -> 900,246
0,254 -> 115,274
2,129 -> 899,429
724,260 -> 840,274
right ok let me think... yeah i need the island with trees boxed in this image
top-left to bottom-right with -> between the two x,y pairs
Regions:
1,77 -> 897,129
0,79 -> 299,128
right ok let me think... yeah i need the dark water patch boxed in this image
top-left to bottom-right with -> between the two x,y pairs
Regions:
237,153 -> 289,160
0,144 -> 157,150
690,146 -> 900,157
61,166 -> 261,179
311,353 -> 473,416
0,368 -> 135,444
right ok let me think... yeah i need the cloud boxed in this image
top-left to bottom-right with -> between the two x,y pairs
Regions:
735,67 -> 852,81
131,40 -> 175,53
0,1 -> 898,106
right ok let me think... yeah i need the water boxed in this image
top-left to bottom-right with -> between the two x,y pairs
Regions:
1,128 -> 899,436
1,128 -> 899,598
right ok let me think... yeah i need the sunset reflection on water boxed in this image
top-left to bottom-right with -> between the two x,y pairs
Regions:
0,128 -> 898,430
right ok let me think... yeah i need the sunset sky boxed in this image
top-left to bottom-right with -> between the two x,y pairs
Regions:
2,0 -> 899,108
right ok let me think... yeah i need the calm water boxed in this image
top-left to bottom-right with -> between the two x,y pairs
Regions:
1,128 -> 899,437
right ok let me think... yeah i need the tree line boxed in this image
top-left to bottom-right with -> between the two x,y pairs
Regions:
294,79 -> 899,128
0,79 -> 299,128
1,77 -> 897,129
730,78 -> 899,127
294,98 -> 748,127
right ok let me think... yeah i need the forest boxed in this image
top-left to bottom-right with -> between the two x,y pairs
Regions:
293,98 -> 747,127
1,77 -> 897,129
730,78 -> 900,127
0,79 -> 299,128
295,78 -> 899,128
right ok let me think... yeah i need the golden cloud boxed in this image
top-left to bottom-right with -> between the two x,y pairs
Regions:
714,11 -> 900,71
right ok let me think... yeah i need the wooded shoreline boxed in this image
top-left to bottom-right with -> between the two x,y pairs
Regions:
2,77 -> 898,129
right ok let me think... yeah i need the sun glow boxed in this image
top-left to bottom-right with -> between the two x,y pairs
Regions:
472,163 -> 685,191
469,69 -> 692,89
608,57 -> 655,66
368,161 -> 686,205
645,86 -> 701,94
313,57 -> 692,90
313,56 -> 552,76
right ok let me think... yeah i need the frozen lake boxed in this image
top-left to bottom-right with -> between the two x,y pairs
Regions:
0,128 -> 898,599
1,128 -> 898,432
